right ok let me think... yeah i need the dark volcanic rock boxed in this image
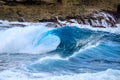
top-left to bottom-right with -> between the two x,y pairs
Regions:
117,4 -> 120,13
17,17 -> 25,22
45,22 -> 58,27
0,25 -> 11,28
0,0 -> 120,28
9,23 -> 26,27
39,18 -> 57,22
92,26 -> 105,28
0,0 -> 120,22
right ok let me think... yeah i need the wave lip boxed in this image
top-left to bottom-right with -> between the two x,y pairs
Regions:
0,24 -> 59,54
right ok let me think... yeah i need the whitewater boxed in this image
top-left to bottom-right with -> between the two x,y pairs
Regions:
0,19 -> 120,80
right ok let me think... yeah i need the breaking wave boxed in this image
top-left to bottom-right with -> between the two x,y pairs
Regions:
0,20 -> 120,80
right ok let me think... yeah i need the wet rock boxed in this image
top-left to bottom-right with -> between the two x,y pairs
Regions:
97,16 -> 104,21
66,19 -> 74,23
16,0 -> 27,2
17,17 -> 25,22
0,25 -> 12,28
39,18 -> 57,22
66,16 -> 76,19
9,23 -> 26,27
0,0 -> 120,22
57,17 -> 65,21
80,17 -> 85,24
41,0 -> 57,4
45,22 -> 58,27
76,18 -> 82,24
106,19 -> 116,27
0,1 -> 6,5
57,0 -> 62,3
117,4 -> 120,13
49,11 -> 118,28
16,10 -> 23,17
39,19 -> 49,22
3,0 -> 32,3
88,19 -> 92,25
92,26 -> 105,28
0,23 -> 26,28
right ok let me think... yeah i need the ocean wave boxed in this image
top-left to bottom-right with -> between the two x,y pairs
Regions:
0,69 -> 120,80
0,20 -> 120,80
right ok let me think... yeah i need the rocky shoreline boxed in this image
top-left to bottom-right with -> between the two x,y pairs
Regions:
0,0 -> 120,28
0,0 -> 120,21
0,10 -> 120,29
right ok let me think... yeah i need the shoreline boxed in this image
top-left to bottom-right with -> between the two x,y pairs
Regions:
0,10 -> 120,29
0,0 -> 120,22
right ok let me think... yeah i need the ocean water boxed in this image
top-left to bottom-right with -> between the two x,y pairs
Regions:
0,21 -> 120,80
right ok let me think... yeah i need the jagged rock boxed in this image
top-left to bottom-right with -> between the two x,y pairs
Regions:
0,0 -> 120,27
0,1 -> 5,5
45,22 -> 58,27
80,17 -> 85,24
117,4 -> 120,13
3,0 -> 29,2
2,0 -> 63,4
17,17 -> 25,22
41,0 -> 57,4
9,23 -> 26,27
97,16 -> 104,21
16,0 -> 27,2
57,17 -> 65,21
0,25 -> 12,28
106,19 -> 116,27
92,26 -> 105,28
88,19 -> 92,25
54,10 -> 118,28
76,18 -> 82,24
39,18 -> 56,22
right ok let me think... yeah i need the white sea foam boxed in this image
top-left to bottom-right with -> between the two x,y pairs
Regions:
69,39 -> 101,59
56,17 -> 120,34
76,24 -> 120,34
0,69 -> 120,80
0,20 -> 120,54
0,22 -> 60,54
0,11 -> 119,80
1,19 -> 120,34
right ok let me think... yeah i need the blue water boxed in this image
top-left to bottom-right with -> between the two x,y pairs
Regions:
26,26 -> 120,72
0,25 -> 120,80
